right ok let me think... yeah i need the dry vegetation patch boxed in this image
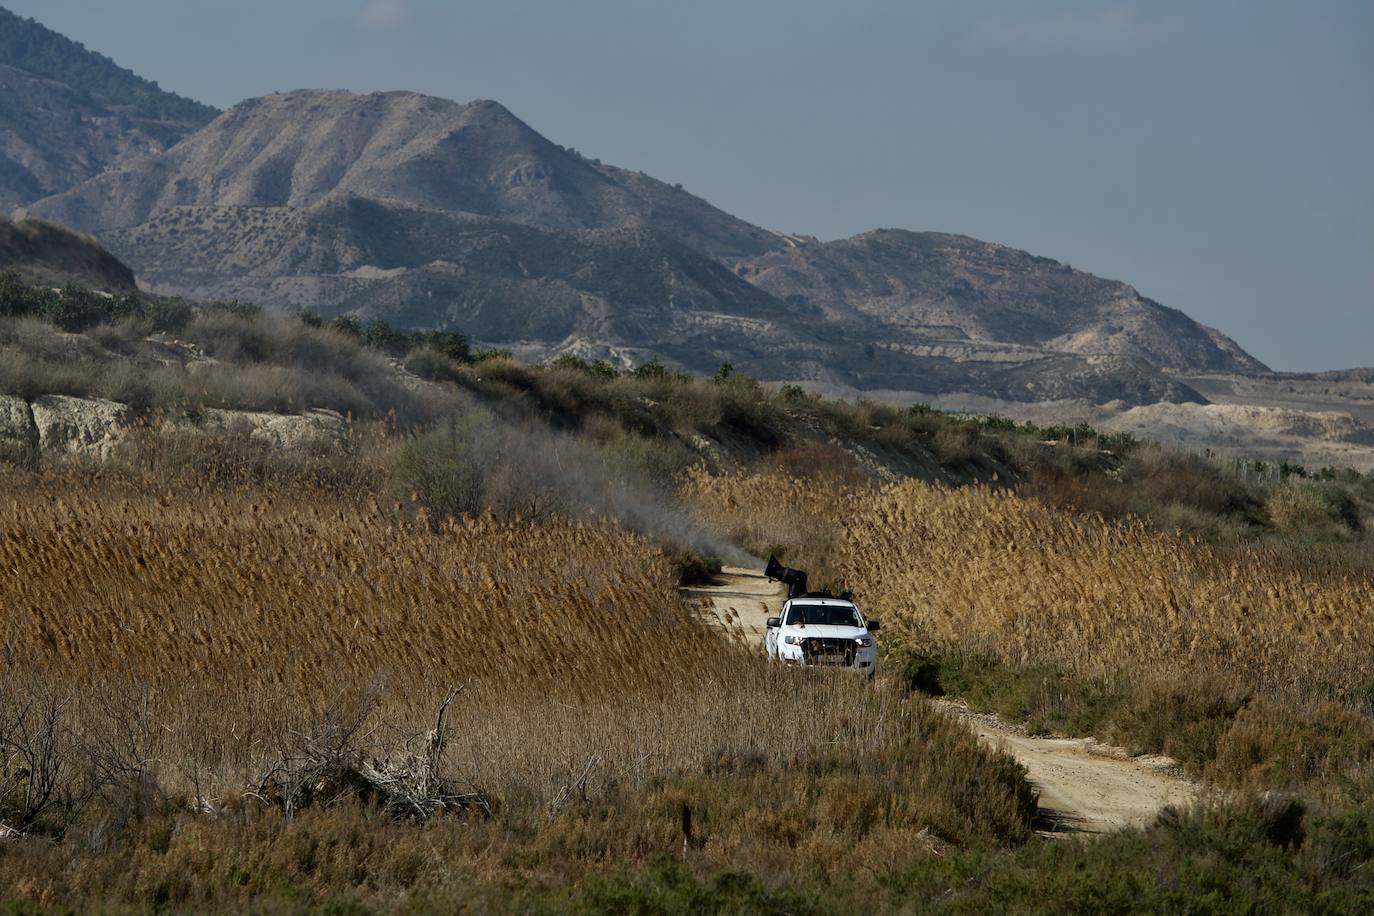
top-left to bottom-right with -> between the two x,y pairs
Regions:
688,471 -> 1374,699
0,469 -> 1038,910
686,470 -> 1374,796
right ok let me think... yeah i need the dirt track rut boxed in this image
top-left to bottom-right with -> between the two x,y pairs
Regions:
684,565 -> 1197,835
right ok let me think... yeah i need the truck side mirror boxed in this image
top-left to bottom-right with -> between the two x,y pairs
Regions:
766,617 -> 782,629
867,620 -> 881,631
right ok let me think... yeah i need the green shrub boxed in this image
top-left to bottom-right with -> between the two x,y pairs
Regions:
207,299 -> 263,319
471,347 -> 514,362
550,354 -> 619,381
363,320 -> 412,357
331,315 -> 363,337
663,546 -> 723,585
896,651 -> 1124,738
0,270 -> 26,316
143,296 -> 194,333
1111,680 -> 1251,770
41,283 -> 110,330
631,360 -> 670,380
413,329 -> 469,363
392,409 -> 504,519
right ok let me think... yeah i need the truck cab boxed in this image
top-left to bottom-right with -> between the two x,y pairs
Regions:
765,596 -> 879,678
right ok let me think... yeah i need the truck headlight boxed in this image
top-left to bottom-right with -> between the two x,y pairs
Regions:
855,636 -> 874,648
784,634 -> 806,646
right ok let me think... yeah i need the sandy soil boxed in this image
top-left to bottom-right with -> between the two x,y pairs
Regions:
684,566 -> 1198,835
940,701 -> 1196,834
680,564 -> 779,647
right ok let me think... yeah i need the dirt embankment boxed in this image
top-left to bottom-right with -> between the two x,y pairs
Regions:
684,566 -> 1197,835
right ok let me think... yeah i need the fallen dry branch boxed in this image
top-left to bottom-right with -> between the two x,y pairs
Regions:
252,687 -> 488,823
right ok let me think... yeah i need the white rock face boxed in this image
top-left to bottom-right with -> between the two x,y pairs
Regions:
0,395 -> 38,466
197,407 -> 348,452
11,395 -> 349,466
30,395 -> 129,461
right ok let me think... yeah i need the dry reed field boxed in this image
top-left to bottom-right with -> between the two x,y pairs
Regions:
0,468 -> 1039,909
685,470 -> 1374,699
0,472 -> 700,700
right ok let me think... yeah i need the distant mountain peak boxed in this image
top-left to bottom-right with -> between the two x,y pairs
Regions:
25,88 -> 784,259
0,4 -> 219,210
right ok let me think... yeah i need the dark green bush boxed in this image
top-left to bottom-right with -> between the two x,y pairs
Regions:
631,360 -> 670,380
414,330 -> 469,363
142,296 -> 193,333
364,320 -> 412,357
551,354 -> 619,381
42,283 -> 109,330
207,299 -> 263,319
331,315 -> 363,337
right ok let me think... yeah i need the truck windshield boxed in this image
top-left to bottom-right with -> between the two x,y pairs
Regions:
786,604 -> 862,627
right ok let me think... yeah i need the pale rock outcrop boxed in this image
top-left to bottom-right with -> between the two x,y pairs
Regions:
196,408 -> 348,452
0,395 -> 39,466
30,395 -> 129,461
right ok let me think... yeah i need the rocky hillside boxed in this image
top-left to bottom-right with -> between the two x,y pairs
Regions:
108,199 -> 788,349
15,79 -> 1267,404
0,6 -> 218,211
99,199 -> 1197,402
735,230 -> 1266,374
0,214 -> 135,289
0,392 -> 346,468
23,90 -> 779,259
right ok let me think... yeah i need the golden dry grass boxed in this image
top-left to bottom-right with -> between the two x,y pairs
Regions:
0,472 -> 704,698
0,468 -> 1036,875
685,471 -> 1374,699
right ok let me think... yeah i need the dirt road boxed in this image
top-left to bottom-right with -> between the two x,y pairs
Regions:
684,565 -> 1197,835
942,702 -> 1195,834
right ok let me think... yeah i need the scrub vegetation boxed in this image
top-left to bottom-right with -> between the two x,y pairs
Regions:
1,299 -> 1372,911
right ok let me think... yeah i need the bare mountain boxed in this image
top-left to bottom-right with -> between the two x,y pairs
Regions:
734,230 -> 1267,375
108,197 -> 792,346
99,197 -> 1199,404
0,6 -> 218,211
20,84 -> 1260,404
24,90 -> 780,259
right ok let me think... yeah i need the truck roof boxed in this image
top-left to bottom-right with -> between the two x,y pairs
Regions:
784,597 -> 857,607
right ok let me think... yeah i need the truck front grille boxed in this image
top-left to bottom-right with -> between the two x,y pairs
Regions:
800,637 -> 856,666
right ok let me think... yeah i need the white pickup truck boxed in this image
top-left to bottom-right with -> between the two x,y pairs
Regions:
764,596 -> 880,678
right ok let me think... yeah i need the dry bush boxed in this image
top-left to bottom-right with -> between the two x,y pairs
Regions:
86,317 -> 155,352
111,420 -> 396,491
0,312 -> 459,426
931,423 -> 983,469
394,410 -> 736,566
403,346 -> 464,382
1212,696 -> 1374,795
0,681 -> 1035,910
762,440 -> 869,484
1266,479 -> 1357,539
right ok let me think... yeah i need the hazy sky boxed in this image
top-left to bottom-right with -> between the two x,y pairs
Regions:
9,0 -> 1371,370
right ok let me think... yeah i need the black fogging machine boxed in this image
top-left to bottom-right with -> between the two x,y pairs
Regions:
764,554 -> 809,599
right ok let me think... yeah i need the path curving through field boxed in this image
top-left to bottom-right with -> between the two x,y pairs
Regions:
683,565 -> 1198,835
